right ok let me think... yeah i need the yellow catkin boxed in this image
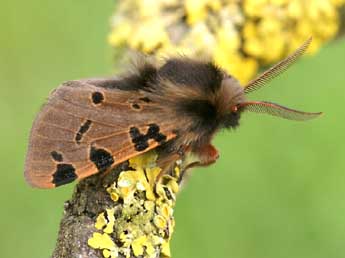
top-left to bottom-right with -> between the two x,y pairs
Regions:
109,0 -> 344,83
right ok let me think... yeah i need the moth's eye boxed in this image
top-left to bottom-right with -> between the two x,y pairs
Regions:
230,105 -> 238,113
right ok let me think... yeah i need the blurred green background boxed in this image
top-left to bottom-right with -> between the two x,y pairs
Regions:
1,1 -> 345,258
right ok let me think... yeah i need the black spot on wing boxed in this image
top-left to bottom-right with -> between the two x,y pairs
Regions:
90,146 -> 114,172
52,163 -> 77,187
153,133 -> 167,143
135,141 -> 149,152
131,103 -> 141,110
129,124 -> 167,152
75,120 -> 92,144
129,127 -> 141,139
129,127 -> 149,151
139,97 -> 151,103
51,151 -> 63,162
147,124 -> 167,143
92,92 -> 104,104
147,123 -> 159,136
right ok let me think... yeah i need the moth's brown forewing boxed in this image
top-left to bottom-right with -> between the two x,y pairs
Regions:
25,80 -> 176,188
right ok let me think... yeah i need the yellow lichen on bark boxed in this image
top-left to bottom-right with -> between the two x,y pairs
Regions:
88,151 -> 179,258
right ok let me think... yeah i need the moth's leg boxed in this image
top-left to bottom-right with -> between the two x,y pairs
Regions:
155,144 -> 190,182
155,149 -> 184,182
185,144 -> 219,170
176,144 -> 219,184
156,144 -> 219,182
100,161 -> 130,184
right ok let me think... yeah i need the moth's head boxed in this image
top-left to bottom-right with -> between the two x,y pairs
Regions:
219,75 -> 246,129
221,37 -> 322,124
158,38 -> 322,136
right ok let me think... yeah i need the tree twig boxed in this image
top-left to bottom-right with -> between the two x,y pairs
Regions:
52,152 -> 180,258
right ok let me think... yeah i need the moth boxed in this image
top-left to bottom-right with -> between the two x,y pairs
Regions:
25,38 -> 321,188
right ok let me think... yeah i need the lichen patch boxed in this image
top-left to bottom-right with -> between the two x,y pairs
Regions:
88,151 -> 180,258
